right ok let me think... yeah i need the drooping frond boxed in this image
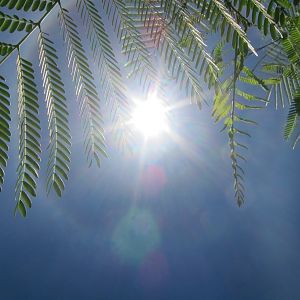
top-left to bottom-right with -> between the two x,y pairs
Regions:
0,75 -> 10,192
58,6 -> 107,166
15,55 -> 41,217
129,0 -> 219,88
214,81 -> 247,205
284,87 -> 300,147
76,0 -> 131,149
76,0 -> 127,108
160,29 -> 205,108
160,0 -> 219,85
101,0 -> 158,89
212,49 -> 266,205
213,77 -> 246,205
38,32 -> 71,197
132,0 -> 206,107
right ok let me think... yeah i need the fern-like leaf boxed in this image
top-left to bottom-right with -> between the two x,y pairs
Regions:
284,87 -> 300,147
77,0 -> 131,149
163,0 -> 219,84
15,56 -> 41,217
38,32 -> 71,197
132,0 -> 205,106
101,0 -> 158,89
212,50 -> 266,205
0,75 -> 10,192
59,7 -> 107,166
160,29 -> 205,108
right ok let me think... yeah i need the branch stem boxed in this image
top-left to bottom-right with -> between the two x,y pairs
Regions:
0,1 -> 59,66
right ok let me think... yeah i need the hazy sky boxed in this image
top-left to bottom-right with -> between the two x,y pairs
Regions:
0,2 -> 300,300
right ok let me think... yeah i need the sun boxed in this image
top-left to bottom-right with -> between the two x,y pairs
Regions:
131,96 -> 169,138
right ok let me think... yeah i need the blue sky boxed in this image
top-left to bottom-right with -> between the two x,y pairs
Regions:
1,2 -> 300,300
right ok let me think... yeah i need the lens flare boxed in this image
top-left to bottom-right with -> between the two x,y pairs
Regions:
111,207 -> 160,264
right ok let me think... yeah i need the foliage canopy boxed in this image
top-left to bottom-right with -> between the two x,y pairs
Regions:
0,0 -> 299,216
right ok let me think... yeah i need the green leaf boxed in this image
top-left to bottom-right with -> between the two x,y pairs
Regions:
38,32 -> 71,197
15,55 -> 41,216
76,0 -> 131,153
0,75 -> 10,192
17,201 -> 26,217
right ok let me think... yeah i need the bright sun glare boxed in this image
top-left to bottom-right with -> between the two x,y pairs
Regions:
132,96 -> 168,138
